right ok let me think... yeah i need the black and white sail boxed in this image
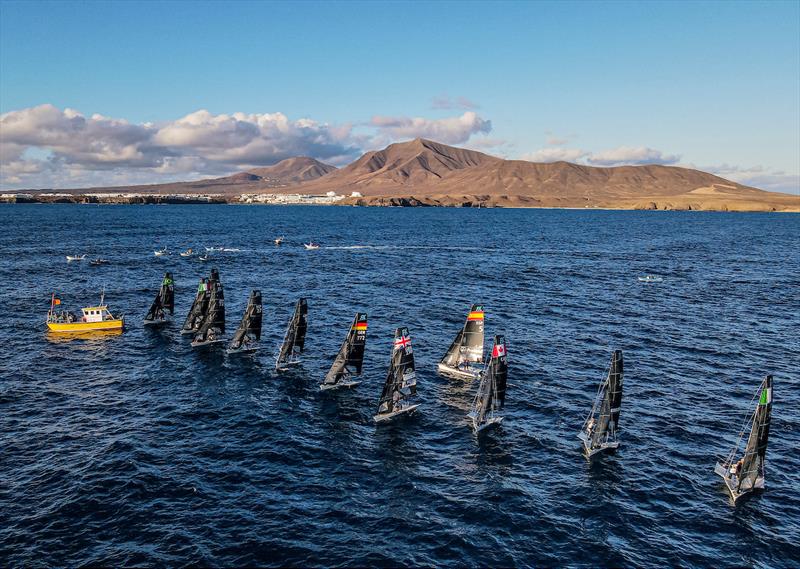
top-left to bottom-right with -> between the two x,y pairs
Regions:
191,278 -> 225,347
320,312 -> 367,389
469,335 -> 508,431
181,277 -> 210,334
374,327 -> 420,422
144,272 -> 175,326
437,304 -> 485,379
275,298 -> 308,370
578,350 -> 623,456
227,290 -> 262,354
715,375 -> 773,502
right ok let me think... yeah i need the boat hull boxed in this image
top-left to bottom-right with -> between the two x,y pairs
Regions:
191,339 -> 225,348
143,317 -> 171,327
373,404 -> 421,423
320,380 -> 361,391
473,416 -> 503,432
437,362 -> 480,380
580,436 -> 619,457
275,359 -> 301,372
714,462 -> 765,502
226,346 -> 257,355
47,319 -> 124,333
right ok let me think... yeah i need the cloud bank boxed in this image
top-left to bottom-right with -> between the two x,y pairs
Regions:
0,105 -> 493,189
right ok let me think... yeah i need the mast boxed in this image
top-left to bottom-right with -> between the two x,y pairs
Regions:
735,375 -> 773,493
376,327 -> 417,415
440,304 -> 484,368
470,335 -> 508,428
192,279 -> 225,345
322,312 -> 367,387
228,290 -> 262,352
276,298 -> 308,368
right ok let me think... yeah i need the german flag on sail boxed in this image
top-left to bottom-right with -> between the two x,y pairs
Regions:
353,322 -> 368,331
467,310 -> 484,321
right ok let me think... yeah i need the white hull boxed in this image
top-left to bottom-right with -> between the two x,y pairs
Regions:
437,362 -> 481,380
275,359 -> 301,372
374,404 -> 420,423
191,338 -> 225,348
714,462 -> 765,502
580,436 -> 619,457
320,380 -> 361,391
473,416 -> 503,432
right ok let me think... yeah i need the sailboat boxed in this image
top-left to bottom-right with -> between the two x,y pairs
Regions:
191,277 -> 225,347
275,298 -> 308,371
320,312 -> 367,390
181,268 -> 220,335
226,290 -> 262,354
374,327 -> 420,423
714,375 -> 773,503
437,304 -> 485,380
468,335 -> 508,432
143,272 -> 175,326
578,350 -> 624,457
154,247 -> 168,257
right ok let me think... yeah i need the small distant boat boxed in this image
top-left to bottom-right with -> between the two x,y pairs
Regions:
320,312 -> 368,390
373,327 -> 420,423
715,375 -> 773,503
638,275 -> 663,283
89,258 -> 110,266
191,275 -> 225,348
468,335 -> 508,432
198,254 -> 210,262
578,350 -> 623,457
304,243 -> 320,250
46,290 -> 124,333
275,298 -> 309,371
274,236 -> 285,245
437,304 -> 485,380
66,254 -> 86,262
154,248 -> 168,257
227,290 -> 262,354
180,248 -> 194,257
144,272 -> 175,327
222,247 -> 240,252
205,246 -> 224,252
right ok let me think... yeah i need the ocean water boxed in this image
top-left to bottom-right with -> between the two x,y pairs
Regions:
0,204 -> 798,568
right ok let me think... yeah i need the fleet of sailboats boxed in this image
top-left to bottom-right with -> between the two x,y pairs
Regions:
714,375 -> 773,503
578,350 -> 624,457
129,272 -> 779,504
275,298 -> 308,371
438,304 -> 485,380
320,313 -> 368,390
374,327 -> 420,423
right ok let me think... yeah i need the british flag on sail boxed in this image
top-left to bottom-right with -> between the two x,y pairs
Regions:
394,332 -> 412,354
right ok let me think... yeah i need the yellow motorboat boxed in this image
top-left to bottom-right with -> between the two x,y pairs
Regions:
46,292 -> 124,333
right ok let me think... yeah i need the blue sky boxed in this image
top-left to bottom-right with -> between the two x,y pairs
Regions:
1,0 -> 798,192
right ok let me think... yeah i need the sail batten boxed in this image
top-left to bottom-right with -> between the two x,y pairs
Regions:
322,312 -> 367,386
438,304 -> 484,378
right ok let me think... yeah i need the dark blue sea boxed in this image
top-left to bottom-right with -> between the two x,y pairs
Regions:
1,204 -> 798,568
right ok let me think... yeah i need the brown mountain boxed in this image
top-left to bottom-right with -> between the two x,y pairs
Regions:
291,138 -> 799,211
246,156 -> 337,184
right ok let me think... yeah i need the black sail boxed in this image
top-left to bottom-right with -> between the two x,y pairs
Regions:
472,335 -> 508,425
737,375 -> 773,493
276,298 -> 308,367
590,350 -> 624,448
440,304 -> 484,367
228,290 -> 262,352
181,277 -> 209,333
323,312 -> 368,386
145,272 -> 174,322
193,279 -> 225,344
377,327 -> 417,415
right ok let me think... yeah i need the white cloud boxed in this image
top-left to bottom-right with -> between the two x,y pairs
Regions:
370,111 -> 492,145
702,163 -> 799,194
520,147 -> 588,163
0,105 -> 496,189
587,146 -> 680,166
